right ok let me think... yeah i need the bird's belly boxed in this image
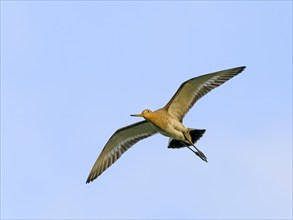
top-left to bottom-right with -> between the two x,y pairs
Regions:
150,119 -> 186,141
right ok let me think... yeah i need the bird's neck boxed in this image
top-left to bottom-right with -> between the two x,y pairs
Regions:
145,110 -> 169,127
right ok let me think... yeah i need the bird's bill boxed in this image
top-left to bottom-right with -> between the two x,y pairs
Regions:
130,113 -> 143,117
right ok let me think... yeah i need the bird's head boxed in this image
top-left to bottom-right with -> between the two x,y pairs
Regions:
131,109 -> 153,119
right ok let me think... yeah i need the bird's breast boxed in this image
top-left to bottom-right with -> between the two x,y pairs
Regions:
146,111 -> 185,139
145,111 -> 171,133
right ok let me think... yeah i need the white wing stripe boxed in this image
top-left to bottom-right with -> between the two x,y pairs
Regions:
92,132 -> 154,179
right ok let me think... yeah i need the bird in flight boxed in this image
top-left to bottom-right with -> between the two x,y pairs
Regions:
86,66 -> 245,183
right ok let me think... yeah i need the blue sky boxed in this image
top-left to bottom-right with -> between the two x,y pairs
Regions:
1,1 -> 292,219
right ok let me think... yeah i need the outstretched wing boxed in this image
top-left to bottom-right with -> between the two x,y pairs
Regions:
86,120 -> 157,183
163,66 -> 246,121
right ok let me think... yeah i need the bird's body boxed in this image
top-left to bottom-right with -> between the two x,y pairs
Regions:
86,66 -> 246,183
137,109 -> 188,142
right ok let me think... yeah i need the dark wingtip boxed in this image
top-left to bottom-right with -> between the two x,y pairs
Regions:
236,66 -> 246,72
86,174 -> 96,184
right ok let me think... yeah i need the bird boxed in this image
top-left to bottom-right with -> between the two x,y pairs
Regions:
86,66 -> 246,183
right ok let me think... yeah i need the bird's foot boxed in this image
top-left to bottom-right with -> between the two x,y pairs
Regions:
187,146 -> 208,162
195,149 -> 208,163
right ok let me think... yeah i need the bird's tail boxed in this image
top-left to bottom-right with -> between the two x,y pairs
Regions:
168,129 -> 206,149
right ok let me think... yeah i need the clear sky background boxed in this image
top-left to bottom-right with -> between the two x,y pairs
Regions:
1,1 -> 292,219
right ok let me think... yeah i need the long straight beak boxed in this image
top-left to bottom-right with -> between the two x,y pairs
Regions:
130,113 -> 143,117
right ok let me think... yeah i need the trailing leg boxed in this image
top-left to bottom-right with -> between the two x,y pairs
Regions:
183,131 -> 208,162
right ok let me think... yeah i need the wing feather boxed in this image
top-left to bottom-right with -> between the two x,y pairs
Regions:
86,120 -> 157,183
163,66 -> 246,121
